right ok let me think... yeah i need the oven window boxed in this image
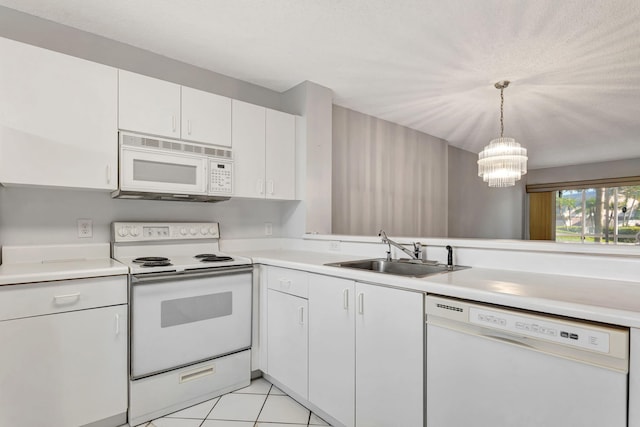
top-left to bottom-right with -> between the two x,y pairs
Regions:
160,292 -> 232,327
133,159 -> 197,185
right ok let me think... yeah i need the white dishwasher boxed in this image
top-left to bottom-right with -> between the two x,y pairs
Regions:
426,295 -> 629,427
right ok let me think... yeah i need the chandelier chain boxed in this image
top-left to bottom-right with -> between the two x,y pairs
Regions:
500,87 -> 504,138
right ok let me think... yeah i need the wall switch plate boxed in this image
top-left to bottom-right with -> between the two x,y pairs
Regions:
264,222 -> 273,236
329,241 -> 341,251
77,219 -> 93,238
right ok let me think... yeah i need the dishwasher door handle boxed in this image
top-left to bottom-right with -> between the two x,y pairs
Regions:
480,330 -> 536,350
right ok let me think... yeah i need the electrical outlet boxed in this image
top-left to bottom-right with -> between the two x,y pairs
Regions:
264,222 -> 273,236
329,241 -> 341,251
77,219 -> 93,238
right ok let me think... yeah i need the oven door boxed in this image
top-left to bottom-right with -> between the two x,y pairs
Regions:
120,145 -> 208,195
130,266 -> 252,379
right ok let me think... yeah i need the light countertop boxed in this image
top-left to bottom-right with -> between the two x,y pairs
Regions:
235,249 -> 640,329
0,258 -> 128,286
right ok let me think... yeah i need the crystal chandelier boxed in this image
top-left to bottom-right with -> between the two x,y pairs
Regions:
477,80 -> 527,187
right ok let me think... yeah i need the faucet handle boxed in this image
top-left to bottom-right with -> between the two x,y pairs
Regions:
413,242 -> 422,259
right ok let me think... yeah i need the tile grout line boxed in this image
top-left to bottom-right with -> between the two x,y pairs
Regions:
197,395 -> 222,427
252,383 -> 273,426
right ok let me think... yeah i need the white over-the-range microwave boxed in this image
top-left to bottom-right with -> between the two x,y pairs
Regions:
112,132 -> 233,202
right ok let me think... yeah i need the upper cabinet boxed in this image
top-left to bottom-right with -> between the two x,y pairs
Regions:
0,37 -> 118,190
118,70 -> 232,147
232,100 -> 296,200
265,108 -> 296,200
118,70 -> 181,139
181,86 -> 232,147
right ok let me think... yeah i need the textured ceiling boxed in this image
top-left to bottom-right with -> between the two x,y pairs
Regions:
1,0 -> 639,169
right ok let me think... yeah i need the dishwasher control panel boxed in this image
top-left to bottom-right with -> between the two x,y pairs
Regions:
469,307 -> 610,353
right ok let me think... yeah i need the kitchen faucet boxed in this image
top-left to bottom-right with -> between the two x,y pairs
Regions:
446,245 -> 454,270
378,230 -> 422,261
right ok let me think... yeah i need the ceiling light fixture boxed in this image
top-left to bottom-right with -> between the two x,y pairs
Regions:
477,80 -> 527,187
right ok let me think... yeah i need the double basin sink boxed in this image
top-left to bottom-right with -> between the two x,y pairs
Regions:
326,258 -> 467,278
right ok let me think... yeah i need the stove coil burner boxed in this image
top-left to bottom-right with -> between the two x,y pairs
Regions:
132,257 -> 172,267
195,254 -> 234,263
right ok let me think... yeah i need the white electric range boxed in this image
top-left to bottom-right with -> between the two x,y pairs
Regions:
112,222 -> 253,426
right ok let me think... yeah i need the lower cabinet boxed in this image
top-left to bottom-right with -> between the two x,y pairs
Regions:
309,274 -> 356,427
354,282 -> 424,427
0,304 -> 128,427
267,288 -> 309,399
307,273 -> 424,427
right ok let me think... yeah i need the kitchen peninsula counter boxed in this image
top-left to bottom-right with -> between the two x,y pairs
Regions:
236,248 -> 640,328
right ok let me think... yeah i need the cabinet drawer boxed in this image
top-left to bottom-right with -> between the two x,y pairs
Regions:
266,266 -> 308,298
0,275 -> 127,321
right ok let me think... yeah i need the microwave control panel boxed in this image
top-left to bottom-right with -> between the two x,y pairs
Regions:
210,160 -> 233,195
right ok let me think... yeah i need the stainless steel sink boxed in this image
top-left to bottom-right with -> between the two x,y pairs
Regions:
325,258 -> 468,278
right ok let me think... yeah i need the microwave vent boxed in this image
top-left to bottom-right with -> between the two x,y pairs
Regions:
121,133 -> 232,159
204,147 -> 232,159
142,138 -> 159,148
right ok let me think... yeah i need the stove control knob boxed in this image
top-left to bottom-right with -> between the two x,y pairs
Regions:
117,227 -> 129,237
208,227 -> 217,236
189,227 -> 197,236
180,227 -> 188,236
200,227 -> 208,235
130,227 -> 140,237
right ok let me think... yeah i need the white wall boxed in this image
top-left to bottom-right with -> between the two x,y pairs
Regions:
527,157 -> 640,185
448,146 -> 525,239
0,186 -> 298,245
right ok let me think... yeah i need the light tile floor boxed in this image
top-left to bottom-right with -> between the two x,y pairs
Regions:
137,378 -> 332,427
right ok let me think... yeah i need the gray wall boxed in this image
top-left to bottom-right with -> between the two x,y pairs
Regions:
282,82 -> 334,235
448,146 -> 525,239
332,106 -> 448,237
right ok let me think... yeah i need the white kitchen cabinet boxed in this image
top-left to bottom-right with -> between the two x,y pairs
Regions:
264,265 -> 309,399
232,100 -> 296,200
355,282 -> 424,427
0,37 -> 118,190
118,69 -> 182,138
267,288 -> 308,399
0,304 -> 127,427
119,70 -> 232,147
0,275 -> 128,427
308,274 -> 356,427
233,100 -> 266,198
265,108 -> 296,199
181,86 -> 232,147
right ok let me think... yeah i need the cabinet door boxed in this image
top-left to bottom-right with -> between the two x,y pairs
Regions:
0,305 -> 127,427
309,274 -> 355,427
267,289 -> 308,399
0,37 -> 117,190
181,86 -> 232,147
118,69 -> 181,138
232,100 -> 266,198
265,108 -> 296,200
355,283 -> 424,427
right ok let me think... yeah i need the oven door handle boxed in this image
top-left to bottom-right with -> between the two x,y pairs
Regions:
131,265 -> 253,284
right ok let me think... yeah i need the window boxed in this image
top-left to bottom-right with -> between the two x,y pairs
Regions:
555,186 -> 640,244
